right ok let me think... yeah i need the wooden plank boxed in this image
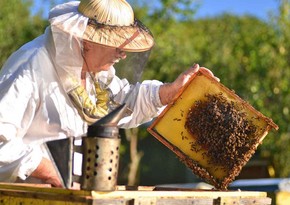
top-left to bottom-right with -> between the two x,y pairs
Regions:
134,197 -> 156,205
157,198 -> 213,205
216,197 -> 240,205
0,189 -> 91,204
215,196 -> 272,205
0,183 -> 89,196
240,197 -> 272,205
0,184 -> 92,205
92,199 -> 131,205
0,184 -> 272,205
91,190 -> 268,199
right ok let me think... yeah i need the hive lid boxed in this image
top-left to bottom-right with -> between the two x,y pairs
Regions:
147,70 -> 278,190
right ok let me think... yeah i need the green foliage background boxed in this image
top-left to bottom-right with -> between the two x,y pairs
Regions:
0,0 -> 289,179
135,0 -> 290,178
0,0 -> 46,66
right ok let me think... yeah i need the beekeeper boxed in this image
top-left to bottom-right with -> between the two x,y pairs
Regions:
0,0 -> 217,187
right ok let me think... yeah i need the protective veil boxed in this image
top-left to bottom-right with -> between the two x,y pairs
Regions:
0,1 -> 164,183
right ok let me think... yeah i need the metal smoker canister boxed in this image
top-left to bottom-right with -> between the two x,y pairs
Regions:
80,104 -> 127,191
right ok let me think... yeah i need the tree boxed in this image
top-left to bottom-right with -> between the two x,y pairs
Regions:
0,0 -> 46,68
140,1 -> 290,178
259,0 -> 290,177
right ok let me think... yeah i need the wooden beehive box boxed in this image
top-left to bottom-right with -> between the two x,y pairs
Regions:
148,69 -> 278,190
0,183 -> 272,205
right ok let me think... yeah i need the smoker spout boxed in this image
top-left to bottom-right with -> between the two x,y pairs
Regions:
87,103 -> 128,138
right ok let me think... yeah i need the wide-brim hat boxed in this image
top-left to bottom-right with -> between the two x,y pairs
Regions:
78,0 -> 154,52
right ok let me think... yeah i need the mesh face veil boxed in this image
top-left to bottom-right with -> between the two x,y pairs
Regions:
48,1 -> 154,124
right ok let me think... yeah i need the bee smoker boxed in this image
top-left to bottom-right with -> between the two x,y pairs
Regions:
45,104 -> 128,191
80,104 -> 127,191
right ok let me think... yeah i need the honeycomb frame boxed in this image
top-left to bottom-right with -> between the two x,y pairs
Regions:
147,70 -> 278,190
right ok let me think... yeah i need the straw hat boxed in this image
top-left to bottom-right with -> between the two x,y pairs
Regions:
78,0 -> 154,52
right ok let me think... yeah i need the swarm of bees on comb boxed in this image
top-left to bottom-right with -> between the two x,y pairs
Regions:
148,70 -> 278,190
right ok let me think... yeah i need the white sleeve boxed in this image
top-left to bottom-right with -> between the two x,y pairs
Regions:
116,80 -> 165,128
0,138 -> 42,182
0,55 -> 42,182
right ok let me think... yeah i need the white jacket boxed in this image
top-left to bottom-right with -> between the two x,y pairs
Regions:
0,1 -> 164,182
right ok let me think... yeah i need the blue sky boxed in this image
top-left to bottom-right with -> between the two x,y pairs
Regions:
33,0 -> 279,20
195,0 -> 279,20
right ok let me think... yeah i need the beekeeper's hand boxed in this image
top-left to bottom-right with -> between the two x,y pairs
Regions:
30,157 -> 63,187
159,64 -> 219,105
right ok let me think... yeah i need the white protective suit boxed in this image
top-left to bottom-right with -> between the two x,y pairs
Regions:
0,1 -> 164,183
